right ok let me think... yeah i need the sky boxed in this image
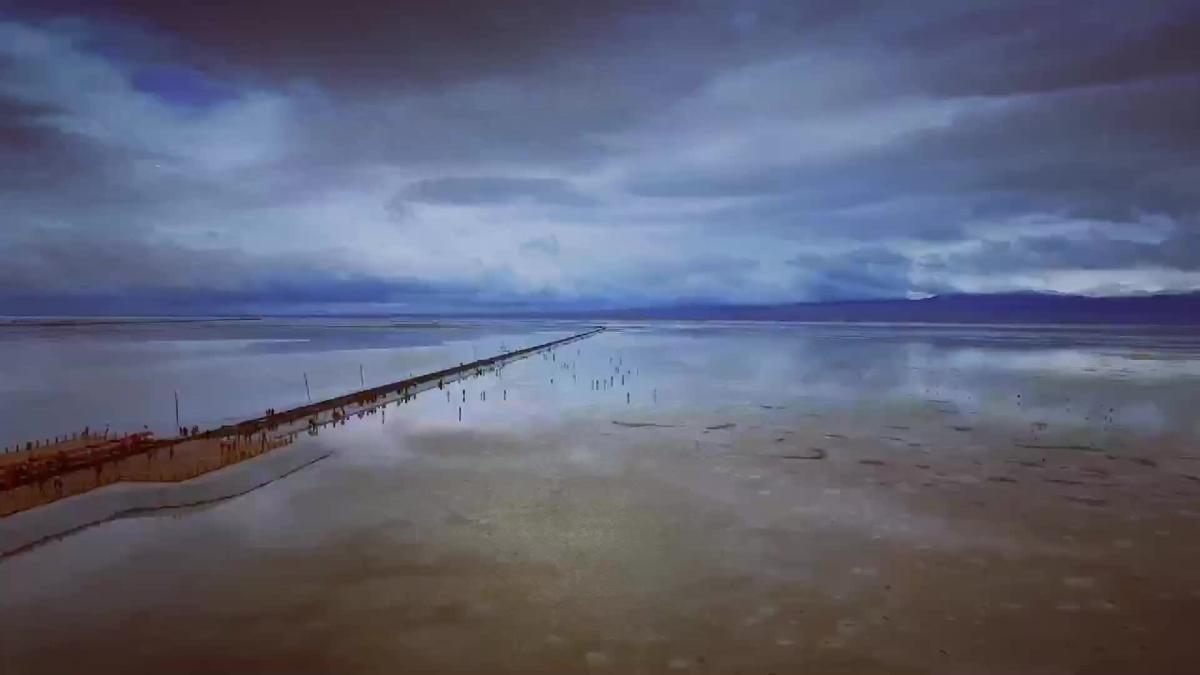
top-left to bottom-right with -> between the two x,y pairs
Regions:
1,1 -> 1198,314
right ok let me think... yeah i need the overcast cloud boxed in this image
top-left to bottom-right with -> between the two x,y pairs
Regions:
1,1 -> 1198,313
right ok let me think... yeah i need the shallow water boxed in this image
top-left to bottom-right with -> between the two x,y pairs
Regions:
0,318 -> 581,446
3,321 -> 1200,673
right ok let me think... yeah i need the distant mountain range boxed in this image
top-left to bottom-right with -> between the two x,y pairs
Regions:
6,292 -> 1198,325
572,292 -> 1200,325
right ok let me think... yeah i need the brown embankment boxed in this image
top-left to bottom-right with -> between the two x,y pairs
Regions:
0,433 -> 298,516
0,327 -> 604,516
1,434 -> 126,466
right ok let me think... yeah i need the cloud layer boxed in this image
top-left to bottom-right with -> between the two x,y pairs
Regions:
2,1 -> 1199,312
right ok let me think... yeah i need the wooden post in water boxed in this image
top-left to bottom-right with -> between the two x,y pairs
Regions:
304,373 -> 312,403
359,364 -> 365,387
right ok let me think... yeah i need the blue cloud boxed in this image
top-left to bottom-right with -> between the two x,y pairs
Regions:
131,65 -> 237,109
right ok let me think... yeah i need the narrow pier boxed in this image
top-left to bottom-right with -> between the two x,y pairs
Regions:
0,327 -> 605,517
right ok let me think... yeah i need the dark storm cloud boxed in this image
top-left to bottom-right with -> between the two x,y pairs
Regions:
575,255 -> 765,306
788,247 -> 927,301
17,1 -> 879,91
0,225 -> 507,314
0,225 -> 326,294
1,0 -> 1199,312
631,72 -> 1200,248
0,98 -> 126,193
939,228 -> 1200,276
404,177 -> 593,207
633,71 -> 1199,187
22,1 -> 644,89
130,64 -> 237,108
892,2 -> 1200,96
901,78 -> 1200,219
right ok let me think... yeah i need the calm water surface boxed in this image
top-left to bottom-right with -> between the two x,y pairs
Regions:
0,318 -> 581,446
3,321 -> 1200,674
